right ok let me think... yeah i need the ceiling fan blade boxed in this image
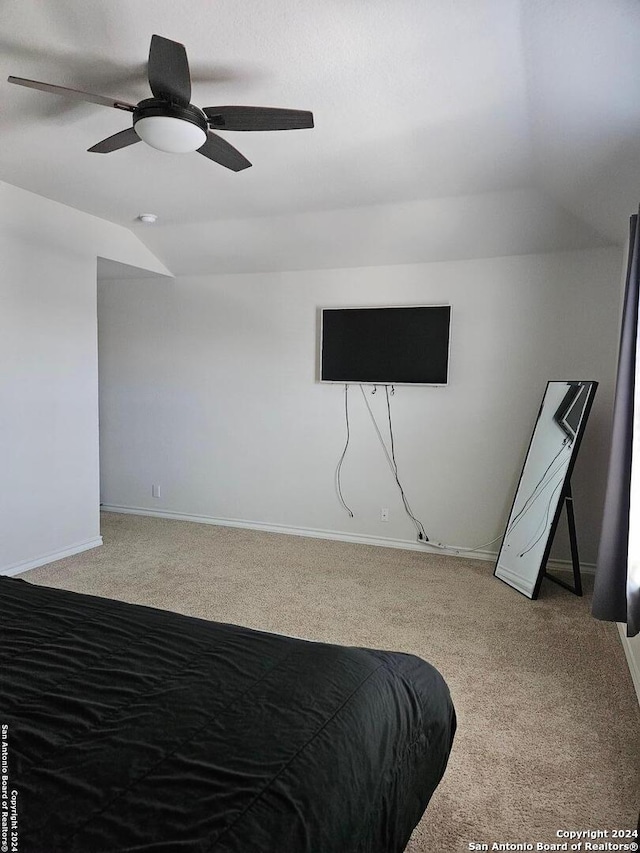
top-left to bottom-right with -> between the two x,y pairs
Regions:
197,132 -> 251,171
7,76 -> 135,111
203,106 -> 314,131
148,35 -> 191,104
88,127 -> 141,153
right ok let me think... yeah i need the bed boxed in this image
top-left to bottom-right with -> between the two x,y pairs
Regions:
0,575 -> 456,853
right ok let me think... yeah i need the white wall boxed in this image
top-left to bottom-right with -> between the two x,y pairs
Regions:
98,246 -> 622,564
0,181 -> 171,575
136,188 -> 609,276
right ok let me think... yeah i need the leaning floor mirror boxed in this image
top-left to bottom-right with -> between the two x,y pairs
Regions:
494,380 -> 598,599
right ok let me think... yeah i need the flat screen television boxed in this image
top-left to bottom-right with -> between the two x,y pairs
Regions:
320,305 -> 451,386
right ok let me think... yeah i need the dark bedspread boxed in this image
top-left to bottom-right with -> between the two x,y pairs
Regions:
0,576 -> 455,853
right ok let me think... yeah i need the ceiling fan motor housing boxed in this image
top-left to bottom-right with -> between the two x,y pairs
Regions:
133,98 -> 208,153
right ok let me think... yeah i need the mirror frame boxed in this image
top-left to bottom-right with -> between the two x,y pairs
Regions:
493,380 -> 598,599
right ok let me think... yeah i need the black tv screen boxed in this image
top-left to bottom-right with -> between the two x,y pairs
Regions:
320,305 -> 451,385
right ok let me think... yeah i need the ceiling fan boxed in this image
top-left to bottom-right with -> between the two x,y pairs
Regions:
8,34 -> 314,171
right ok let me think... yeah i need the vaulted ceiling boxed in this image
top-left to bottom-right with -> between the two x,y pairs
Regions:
2,0 -> 639,274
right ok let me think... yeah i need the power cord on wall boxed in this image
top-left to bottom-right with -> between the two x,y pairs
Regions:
337,383 -> 503,552
431,439 -> 572,555
359,386 -> 507,552
333,384 -> 571,559
335,384 -> 354,518
427,448 -> 571,554
358,384 -> 429,541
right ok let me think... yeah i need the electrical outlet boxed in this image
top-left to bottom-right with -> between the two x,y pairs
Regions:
380,507 -> 389,522
152,484 -> 161,498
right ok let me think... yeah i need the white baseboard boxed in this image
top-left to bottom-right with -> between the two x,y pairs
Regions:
544,558 -> 596,576
617,623 -> 640,705
0,537 -> 103,577
100,504 -> 596,574
101,504 -> 502,559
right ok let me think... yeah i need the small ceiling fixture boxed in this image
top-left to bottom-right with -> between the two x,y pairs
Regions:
138,213 -> 158,224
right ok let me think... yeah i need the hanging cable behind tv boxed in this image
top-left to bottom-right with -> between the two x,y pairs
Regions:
332,382 -> 429,540
358,384 -> 429,541
335,384 -> 354,518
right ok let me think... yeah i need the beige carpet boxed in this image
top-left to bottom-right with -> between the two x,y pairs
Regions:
21,512 -> 640,851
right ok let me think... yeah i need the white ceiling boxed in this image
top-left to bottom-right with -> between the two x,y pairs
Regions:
1,0 -> 639,274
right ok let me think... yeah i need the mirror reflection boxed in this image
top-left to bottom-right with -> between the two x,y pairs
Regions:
494,381 -> 597,599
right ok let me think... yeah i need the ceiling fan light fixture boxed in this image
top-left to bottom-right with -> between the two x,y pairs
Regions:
134,115 -> 206,153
